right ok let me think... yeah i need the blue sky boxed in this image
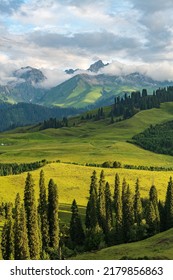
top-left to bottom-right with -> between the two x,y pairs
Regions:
1,0 -> 173,86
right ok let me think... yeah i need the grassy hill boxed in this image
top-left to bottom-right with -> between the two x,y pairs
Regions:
1,102 -> 173,260
71,228 -> 173,260
1,102 -> 173,167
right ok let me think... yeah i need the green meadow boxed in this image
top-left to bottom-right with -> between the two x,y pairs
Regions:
1,102 -> 173,259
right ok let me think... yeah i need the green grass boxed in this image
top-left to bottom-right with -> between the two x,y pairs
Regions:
1,102 -> 173,168
71,228 -> 173,260
1,102 -> 173,260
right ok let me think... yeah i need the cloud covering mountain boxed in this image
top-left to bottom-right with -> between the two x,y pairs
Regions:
1,0 -> 173,86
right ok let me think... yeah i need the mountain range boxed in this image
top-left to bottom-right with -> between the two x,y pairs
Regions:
0,60 -> 173,111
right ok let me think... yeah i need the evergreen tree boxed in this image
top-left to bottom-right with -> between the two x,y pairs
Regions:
134,178 -> 143,225
85,170 -> 99,231
18,204 -> 30,259
105,182 -> 113,235
114,173 -> 123,243
14,193 -> 22,259
70,199 -> 85,247
24,172 -> 41,259
48,179 -> 59,249
149,185 -> 160,232
98,170 -> 106,232
122,185 -> 134,242
145,201 -> 157,236
1,208 -> 14,260
38,170 -> 49,251
165,177 -> 173,229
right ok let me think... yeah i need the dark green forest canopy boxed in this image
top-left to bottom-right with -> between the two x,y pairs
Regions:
131,120 -> 173,155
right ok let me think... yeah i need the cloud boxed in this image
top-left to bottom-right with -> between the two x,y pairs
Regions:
100,60 -> 173,82
0,0 -> 24,14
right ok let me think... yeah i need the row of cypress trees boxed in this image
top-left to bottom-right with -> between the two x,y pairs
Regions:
83,171 -> 173,249
1,170 -> 59,260
1,169 -> 173,259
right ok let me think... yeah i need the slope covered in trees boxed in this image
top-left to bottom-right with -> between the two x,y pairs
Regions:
131,120 -> 173,155
1,169 -> 173,260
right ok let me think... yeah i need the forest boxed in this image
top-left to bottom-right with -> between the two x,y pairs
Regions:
132,120 -> 173,156
1,169 -> 173,260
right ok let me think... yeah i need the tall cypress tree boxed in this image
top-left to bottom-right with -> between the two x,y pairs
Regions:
38,170 -> 49,251
98,170 -> 106,232
149,185 -> 160,232
134,178 -> 143,226
105,182 -> 113,237
48,179 -> 59,249
24,172 -> 41,259
18,204 -> 30,259
122,185 -> 134,242
85,170 -> 99,231
145,201 -> 157,236
1,205 -> 14,260
114,173 -> 123,243
70,199 -> 85,247
165,177 -> 173,229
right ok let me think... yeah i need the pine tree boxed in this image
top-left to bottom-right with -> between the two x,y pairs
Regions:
70,199 -> 85,247
114,173 -> 123,243
48,179 -> 59,249
149,185 -> 160,232
165,177 -> 173,229
38,170 -> 49,251
14,193 -> 22,259
105,182 -> 113,234
18,204 -> 30,259
145,201 -> 157,236
85,170 -> 99,231
98,170 -> 106,232
122,185 -> 134,242
134,178 -> 143,225
24,172 -> 41,259
1,207 -> 14,260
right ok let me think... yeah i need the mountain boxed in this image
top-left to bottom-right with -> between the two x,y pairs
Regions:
0,66 -> 46,104
41,72 -> 170,108
0,62 -> 173,110
0,102 -> 79,131
87,59 -> 109,72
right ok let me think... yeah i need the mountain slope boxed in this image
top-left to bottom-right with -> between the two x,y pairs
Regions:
0,102 -> 79,131
41,72 -> 170,108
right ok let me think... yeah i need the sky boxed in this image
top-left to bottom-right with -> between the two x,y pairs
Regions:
1,0 -> 173,86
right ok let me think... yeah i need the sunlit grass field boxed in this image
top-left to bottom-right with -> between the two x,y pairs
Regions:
1,102 -> 173,259
0,162 -> 171,206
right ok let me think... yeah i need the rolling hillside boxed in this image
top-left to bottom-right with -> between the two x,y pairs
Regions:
71,228 -> 173,260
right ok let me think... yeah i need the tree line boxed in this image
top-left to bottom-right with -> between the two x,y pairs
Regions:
0,160 -> 47,176
1,170 -> 173,259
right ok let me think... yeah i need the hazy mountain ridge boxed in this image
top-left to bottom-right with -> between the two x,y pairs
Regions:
0,61 -> 173,109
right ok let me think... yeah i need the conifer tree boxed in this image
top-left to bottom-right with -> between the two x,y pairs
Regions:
70,199 -> 85,247
134,178 -> 143,225
14,193 -> 22,259
114,173 -> 123,243
104,182 -> 113,241
18,204 -> 30,259
85,170 -> 99,231
24,172 -> 41,259
1,206 -> 14,260
165,177 -> 173,229
38,170 -> 49,250
149,185 -> 160,232
145,201 -> 157,236
98,170 -> 106,232
48,179 -> 59,249
122,185 -> 134,242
